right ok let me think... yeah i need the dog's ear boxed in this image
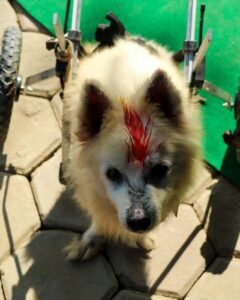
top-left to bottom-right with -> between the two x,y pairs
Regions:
77,83 -> 111,141
146,70 -> 182,126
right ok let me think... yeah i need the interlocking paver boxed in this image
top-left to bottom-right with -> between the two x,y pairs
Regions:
194,177 -> 240,257
185,257 -> 240,300
31,149 -> 90,230
0,172 -> 40,263
51,93 -> 62,129
113,290 -> 175,300
31,149 -> 64,217
183,164 -> 215,204
0,0 -> 19,39
0,95 -> 61,174
106,205 -> 215,299
19,32 -> 60,97
1,231 -> 118,300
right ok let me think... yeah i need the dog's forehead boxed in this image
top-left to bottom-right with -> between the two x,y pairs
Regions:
123,103 -> 165,168
125,165 -> 145,186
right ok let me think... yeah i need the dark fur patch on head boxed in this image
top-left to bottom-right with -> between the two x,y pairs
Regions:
131,37 -> 159,56
172,49 -> 185,64
77,83 -> 111,141
146,70 -> 183,126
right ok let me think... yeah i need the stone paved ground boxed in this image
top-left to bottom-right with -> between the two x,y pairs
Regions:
0,1 -> 240,299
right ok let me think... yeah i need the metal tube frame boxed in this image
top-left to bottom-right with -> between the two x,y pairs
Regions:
184,0 -> 197,83
70,0 -> 82,78
184,0 -> 233,107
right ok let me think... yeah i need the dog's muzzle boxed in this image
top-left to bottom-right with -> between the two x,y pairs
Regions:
126,188 -> 155,233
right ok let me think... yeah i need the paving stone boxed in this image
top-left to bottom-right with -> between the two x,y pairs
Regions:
0,95 -> 61,175
0,172 -> 40,263
51,93 -> 62,129
185,257 -> 240,300
0,0 -> 19,40
31,149 -> 90,231
12,1 -> 49,34
194,177 -> 240,257
19,32 -> 60,98
113,290 -> 175,300
1,230 -> 118,300
106,205 -> 215,299
183,164 -> 215,205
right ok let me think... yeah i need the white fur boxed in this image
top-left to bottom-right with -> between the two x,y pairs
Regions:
69,38 -> 190,115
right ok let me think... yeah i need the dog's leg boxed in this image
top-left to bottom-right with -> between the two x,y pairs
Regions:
136,236 -> 155,252
64,224 -> 104,261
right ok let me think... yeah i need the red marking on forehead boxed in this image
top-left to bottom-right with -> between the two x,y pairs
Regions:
123,104 -> 152,167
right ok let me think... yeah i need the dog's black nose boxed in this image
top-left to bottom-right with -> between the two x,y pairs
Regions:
127,216 -> 151,232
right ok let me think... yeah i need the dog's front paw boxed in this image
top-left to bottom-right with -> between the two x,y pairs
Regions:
137,236 -> 155,252
64,234 -> 103,261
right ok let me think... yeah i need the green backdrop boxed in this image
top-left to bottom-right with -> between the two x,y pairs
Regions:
17,0 -> 240,188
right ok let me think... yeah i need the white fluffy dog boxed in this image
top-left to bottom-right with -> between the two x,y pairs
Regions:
64,36 -> 201,260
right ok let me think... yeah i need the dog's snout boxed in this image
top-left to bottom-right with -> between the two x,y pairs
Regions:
127,207 -> 152,232
126,188 -> 156,233
127,215 -> 151,232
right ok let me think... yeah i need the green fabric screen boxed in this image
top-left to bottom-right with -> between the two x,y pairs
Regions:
16,0 -> 240,187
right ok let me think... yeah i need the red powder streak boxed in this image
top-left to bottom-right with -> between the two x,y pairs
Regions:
123,105 -> 152,167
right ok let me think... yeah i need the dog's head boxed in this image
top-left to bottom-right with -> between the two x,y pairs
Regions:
72,42 -> 201,234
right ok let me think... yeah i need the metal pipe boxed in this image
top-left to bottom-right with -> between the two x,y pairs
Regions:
184,0 -> 197,83
186,0 -> 197,41
71,0 -> 82,78
71,0 -> 82,31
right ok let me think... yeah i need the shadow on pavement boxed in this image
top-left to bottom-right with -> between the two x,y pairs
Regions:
6,186 -> 118,300
0,144 -> 25,298
41,187 -> 90,232
4,165 -> 240,299
199,148 -> 240,274
140,175 -> 240,295
220,145 -> 240,189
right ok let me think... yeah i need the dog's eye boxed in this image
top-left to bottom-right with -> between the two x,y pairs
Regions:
145,163 -> 170,188
106,168 -> 124,185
